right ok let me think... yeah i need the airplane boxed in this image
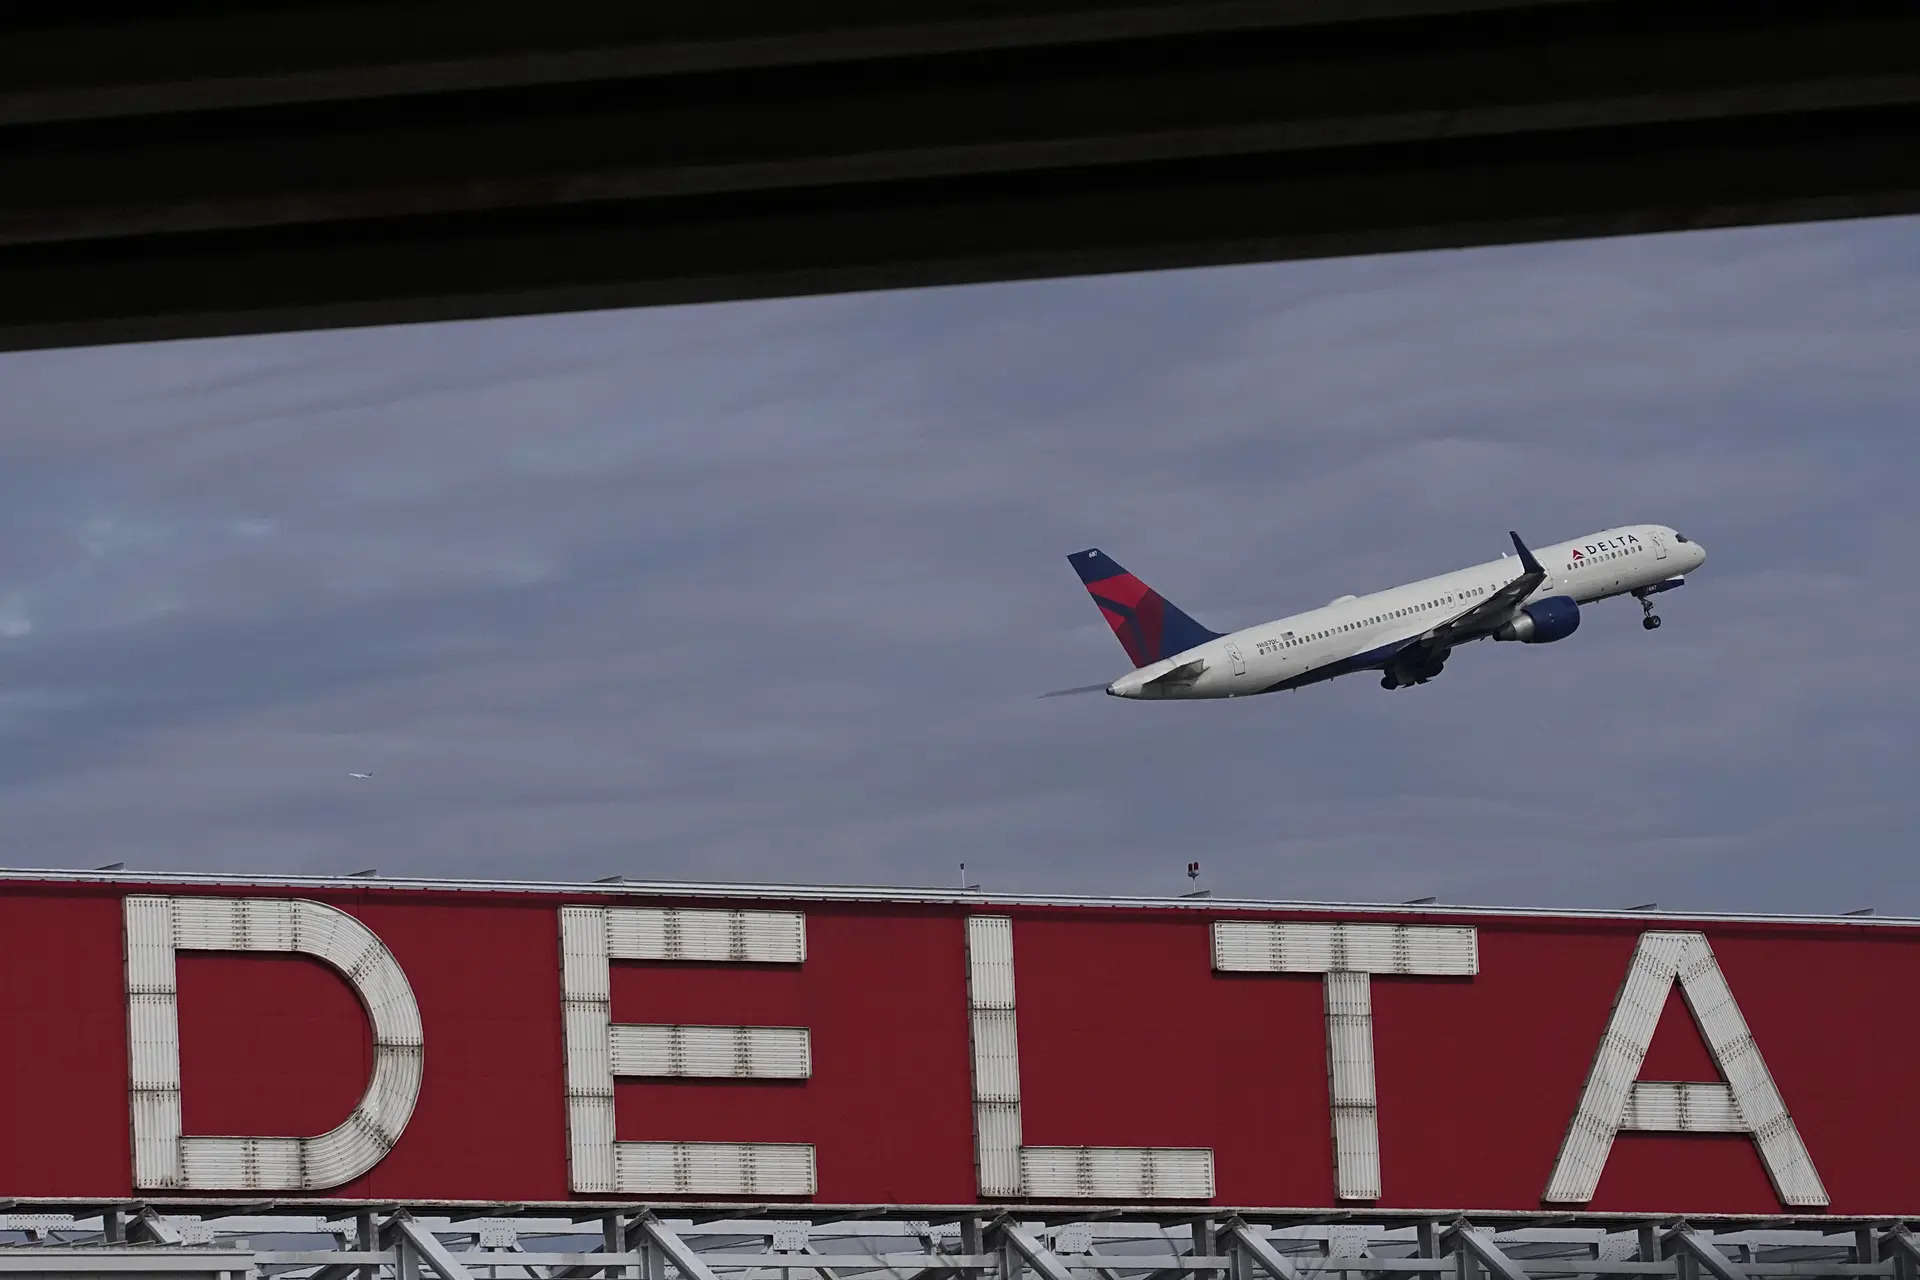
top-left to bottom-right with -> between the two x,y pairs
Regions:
1051,525 -> 1706,700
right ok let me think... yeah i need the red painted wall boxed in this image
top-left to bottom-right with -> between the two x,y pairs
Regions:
0,879 -> 1913,1213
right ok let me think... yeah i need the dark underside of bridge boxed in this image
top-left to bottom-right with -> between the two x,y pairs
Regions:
2,1 -> 1917,352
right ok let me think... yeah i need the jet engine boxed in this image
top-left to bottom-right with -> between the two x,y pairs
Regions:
1492,595 -> 1581,643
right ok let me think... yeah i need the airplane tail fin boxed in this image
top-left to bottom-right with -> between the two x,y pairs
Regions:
1067,548 -> 1221,668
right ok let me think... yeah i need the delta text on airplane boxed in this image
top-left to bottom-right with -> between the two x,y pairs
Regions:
1055,524 -> 1706,699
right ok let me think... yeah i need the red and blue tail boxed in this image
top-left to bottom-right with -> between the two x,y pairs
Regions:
1067,548 -> 1221,668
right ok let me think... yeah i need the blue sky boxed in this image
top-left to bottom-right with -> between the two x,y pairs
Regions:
3,215 -> 1916,913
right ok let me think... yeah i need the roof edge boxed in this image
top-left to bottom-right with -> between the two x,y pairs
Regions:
0,865 -> 1911,928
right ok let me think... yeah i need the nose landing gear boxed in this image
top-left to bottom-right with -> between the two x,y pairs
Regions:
1636,591 -> 1662,631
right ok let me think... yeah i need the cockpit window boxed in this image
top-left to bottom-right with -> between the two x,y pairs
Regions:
1674,533 -> 1690,543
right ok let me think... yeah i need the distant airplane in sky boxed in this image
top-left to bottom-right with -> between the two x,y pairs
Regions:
348,771 -> 374,779
1053,525 -> 1706,699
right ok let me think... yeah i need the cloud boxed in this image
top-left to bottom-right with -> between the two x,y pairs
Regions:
0,594 -> 32,639
0,214 -> 1917,915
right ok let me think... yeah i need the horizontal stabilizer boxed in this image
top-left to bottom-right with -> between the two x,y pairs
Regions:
1140,657 -> 1207,688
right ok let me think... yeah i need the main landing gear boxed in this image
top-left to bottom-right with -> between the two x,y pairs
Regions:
1381,654 -> 1446,689
1636,591 -> 1663,631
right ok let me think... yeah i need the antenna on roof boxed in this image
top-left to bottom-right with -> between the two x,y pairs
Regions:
959,862 -> 980,892
1179,861 -> 1210,898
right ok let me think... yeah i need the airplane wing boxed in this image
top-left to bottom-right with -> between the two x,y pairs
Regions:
1407,530 -> 1548,653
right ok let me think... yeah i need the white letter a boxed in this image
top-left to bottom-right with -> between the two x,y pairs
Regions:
1544,930 -> 1826,1207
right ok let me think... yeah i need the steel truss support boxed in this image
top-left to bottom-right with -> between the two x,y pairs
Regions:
355,1211 -> 378,1280
8,1206 -> 1920,1280
1221,1220 -> 1302,1280
393,1213 -> 480,1280
799,1244 -> 848,1280
1884,1229 -> 1920,1280
310,1214 -> 403,1280
543,1223 -> 619,1280
991,1219 -> 1078,1280
1443,1224 -> 1532,1280
1665,1227 -> 1747,1280
638,1212 -> 725,1280
1138,1220 -> 1216,1280
132,1206 -> 185,1245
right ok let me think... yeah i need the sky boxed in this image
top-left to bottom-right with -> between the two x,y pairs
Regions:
2,215 -> 1916,915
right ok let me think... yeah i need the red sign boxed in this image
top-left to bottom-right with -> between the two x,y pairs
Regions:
1,875 -> 1915,1214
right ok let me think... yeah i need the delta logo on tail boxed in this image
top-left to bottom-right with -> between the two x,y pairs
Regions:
1068,549 -> 1220,668
1050,526 -> 1706,701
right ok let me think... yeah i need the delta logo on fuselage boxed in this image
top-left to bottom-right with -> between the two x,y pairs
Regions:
1568,533 -> 1641,561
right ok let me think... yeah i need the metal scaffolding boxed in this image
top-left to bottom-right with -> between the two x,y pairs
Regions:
3,1209 -> 1917,1280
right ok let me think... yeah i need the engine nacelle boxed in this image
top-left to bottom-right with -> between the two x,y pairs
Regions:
1493,595 -> 1581,643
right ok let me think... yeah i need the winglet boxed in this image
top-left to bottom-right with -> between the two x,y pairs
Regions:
1509,530 -> 1544,575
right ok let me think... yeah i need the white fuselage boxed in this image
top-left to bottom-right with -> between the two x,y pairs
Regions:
1108,524 -> 1707,699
